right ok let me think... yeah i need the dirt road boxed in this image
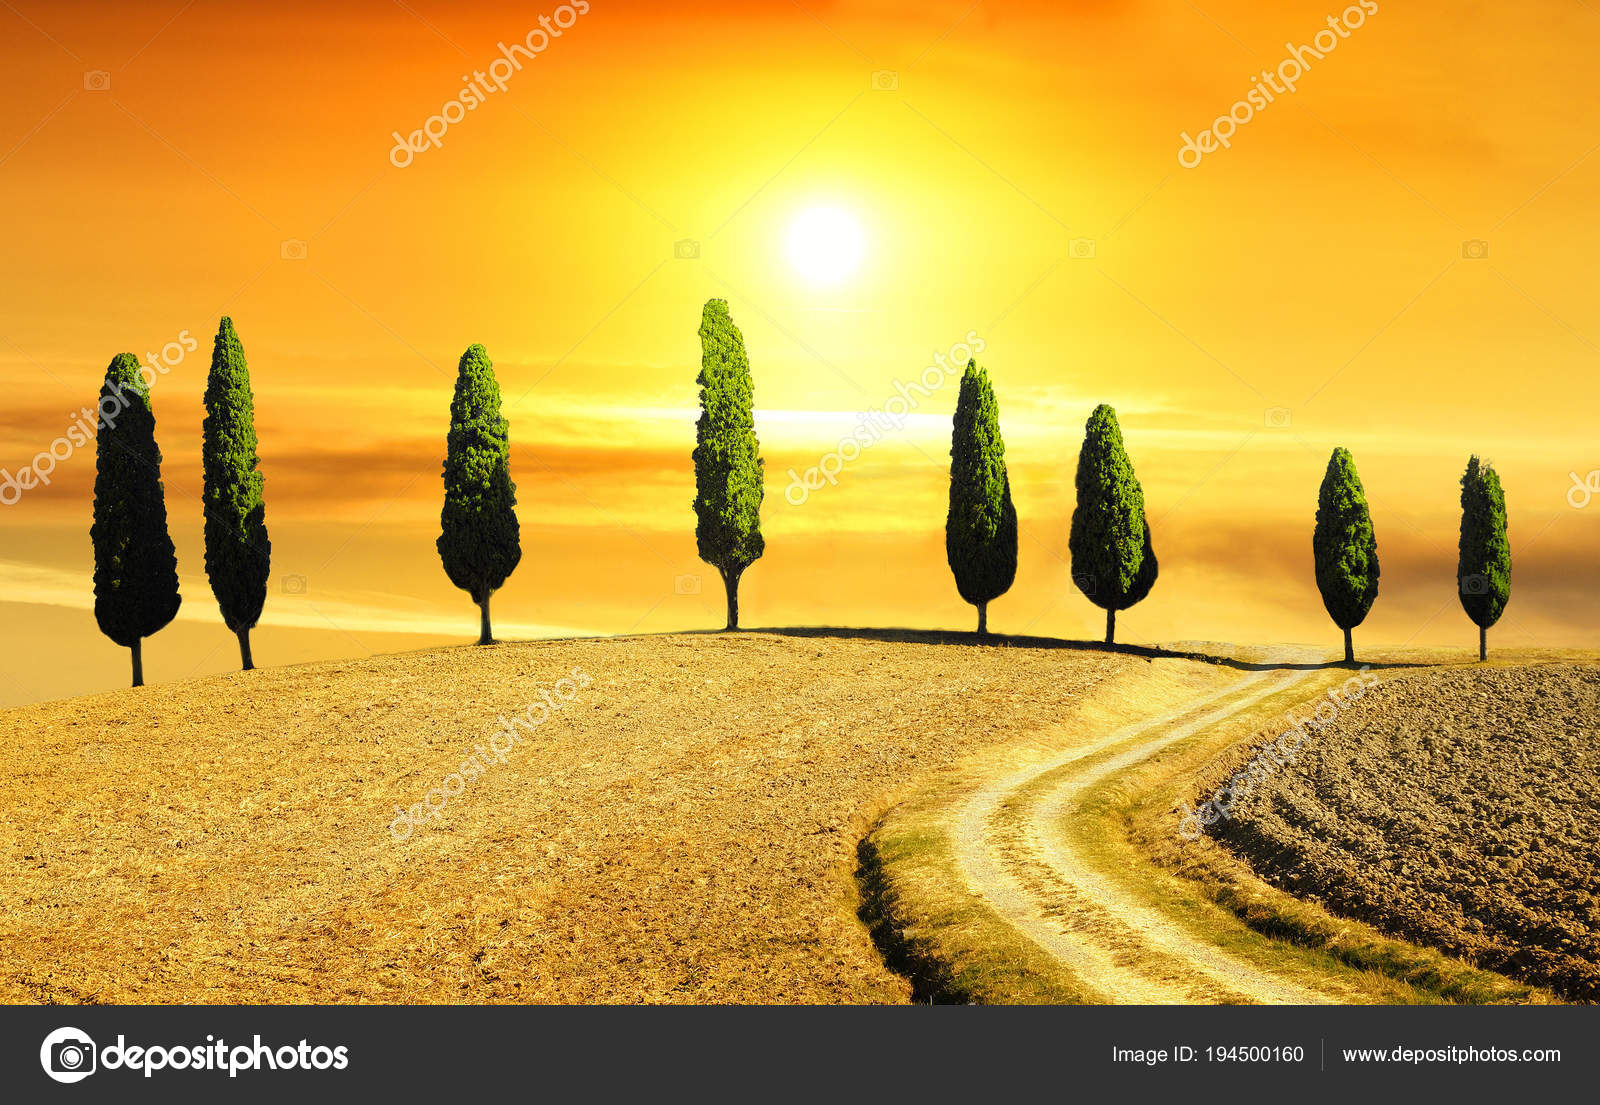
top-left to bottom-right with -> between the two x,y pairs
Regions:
949,653 -> 1345,1003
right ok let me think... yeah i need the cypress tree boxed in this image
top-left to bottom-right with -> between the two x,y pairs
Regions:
945,359 -> 1017,635
202,317 -> 271,670
1312,446 -> 1380,664
1458,455 -> 1510,662
438,343 -> 521,644
1069,404 -> 1157,646
91,353 -> 181,686
692,299 -> 764,630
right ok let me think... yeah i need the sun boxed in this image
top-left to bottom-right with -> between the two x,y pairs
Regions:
785,205 -> 866,286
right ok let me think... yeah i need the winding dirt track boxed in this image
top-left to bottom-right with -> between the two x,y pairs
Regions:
951,652 -> 1343,1004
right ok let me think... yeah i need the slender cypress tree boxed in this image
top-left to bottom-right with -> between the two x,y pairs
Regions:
438,343 -> 521,644
945,359 -> 1017,635
1312,446 -> 1380,664
1069,404 -> 1157,646
91,354 -> 181,686
202,317 -> 271,670
1458,455 -> 1510,662
692,299 -> 764,630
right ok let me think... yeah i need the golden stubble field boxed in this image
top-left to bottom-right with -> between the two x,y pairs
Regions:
0,631 -> 1139,1003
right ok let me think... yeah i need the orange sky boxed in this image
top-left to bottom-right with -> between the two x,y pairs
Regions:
2,0 -> 1599,704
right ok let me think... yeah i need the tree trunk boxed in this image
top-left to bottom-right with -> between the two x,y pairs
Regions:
977,602 -> 988,637
1343,627 -> 1354,665
1105,607 -> 1116,647
1479,624 -> 1487,663
238,628 -> 254,671
131,638 -> 144,688
478,598 -> 493,645
722,570 -> 740,631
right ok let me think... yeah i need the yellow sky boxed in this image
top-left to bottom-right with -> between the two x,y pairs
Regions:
2,0 -> 1598,703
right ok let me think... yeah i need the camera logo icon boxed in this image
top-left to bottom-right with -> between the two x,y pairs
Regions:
1264,406 -> 1293,428
871,70 -> 899,91
282,573 -> 308,595
1069,238 -> 1097,260
674,574 -> 702,596
40,1027 -> 97,1083
280,239 -> 308,260
673,239 -> 700,260
1461,239 -> 1489,260
84,70 -> 111,91
1460,573 -> 1489,596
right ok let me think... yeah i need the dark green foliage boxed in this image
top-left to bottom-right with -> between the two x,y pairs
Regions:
1069,404 -> 1157,645
945,360 -> 1017,634
91,353 -> 181,686
438,343 -> 521,644
202,317 -> 271,669
1458,455 -> 1510,661
692,299 -> 764,630
1313,446 -> 1379,663
1126,517 -> 1159,608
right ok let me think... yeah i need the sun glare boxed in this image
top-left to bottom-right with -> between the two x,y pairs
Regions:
785,205 -> 865,286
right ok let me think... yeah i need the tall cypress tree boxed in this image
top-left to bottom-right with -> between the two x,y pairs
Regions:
1458,455 -> 1510,662
1313,446 -> 1380,664
202,317 -> 271,670
438,343 -> 521,645
945,359 -> 1017,636
91,353 -> 181,686
1069,404 -> 1157,646
692,299 -> 764,631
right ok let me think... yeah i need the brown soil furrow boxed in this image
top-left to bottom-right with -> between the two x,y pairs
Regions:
1217,662 -> 1600,1001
